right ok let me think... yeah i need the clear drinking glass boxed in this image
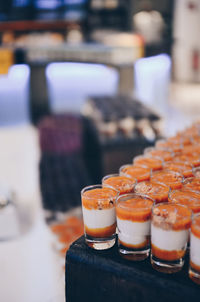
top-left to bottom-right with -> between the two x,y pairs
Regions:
189,213 -> 200,285
151,202 -> 192,273
81,184 -> 119,250
116,193 -> 153,261
102,174 -> 136,195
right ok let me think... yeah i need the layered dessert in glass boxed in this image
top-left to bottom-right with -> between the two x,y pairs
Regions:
163,161 -> 194,178
81,184 -> 119,250
119,164 -> 151,182
135,181 -> 169,204
151,170 -> 183,190
173,153 -> 200,168
182,177 -> 200,193
144,147 -> 174,162
155,139 -> 183,154
151,203 -> 192,273
116,193 -> 153,260
169,189 -> 200,214
102,174 -> 136,195
133,155 -> 163,171
189,214 -> 200,285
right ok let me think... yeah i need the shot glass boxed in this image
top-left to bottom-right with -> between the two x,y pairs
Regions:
182,177 -> 200,193
151,203 -> 192,273
151,169 -> 183,190
189,214 -> 200,285
81,184 -> 119,250
119,164 -> 151,182
102,174 -> 136,195
133,155 -> 163,171
155,139 -> 183,154
173,153 -> 200,168
144,147 -> 174,162
135,181 -> 169,204
116,193 -> 153,260
163,161 -> 194,178
169,188 -> 200,214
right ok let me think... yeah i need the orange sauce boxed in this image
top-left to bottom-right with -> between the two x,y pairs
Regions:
151,243 -> 185,261
163,162 -> 194,178
147,149 -> 173,162
103,175 -> 135,195
84,222 -> 116,238
82,187 -> 118,210
181,145 -> 200,155
134,157 -> 163,171
169,189 -> 200,214
120,165 -> 151,182
183,178 -> 200,192
191,215 -> 200,239
151,170 -> 183,190
116,196 -> 153,222
156,140 -> 182,153
153,203 -> 191,230
119,238 -> 149,249
174,154 -> 200,167
135,181 -> 169,203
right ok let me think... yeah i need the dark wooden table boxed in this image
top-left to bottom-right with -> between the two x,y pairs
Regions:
66,236 -> 200,302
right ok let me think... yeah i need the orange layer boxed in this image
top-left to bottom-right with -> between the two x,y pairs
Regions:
174,154 -> 200,167
190,260 -> 200,273
183,178 -> 200,192
151,170 -> 183,190
116,197 -> 153,222
182,145 -> 200,156
151,243 -> 185,261
119,238 -> 149,249
82,187 -> 118,210
103,176 -> 134,195
135,181 -> 169,203
169,190 -> 200,214
157,141 -> 182,153
191,215 -> 200,238
134,157 -> 163,171
164,162 -> 194,178
148,149 -> 173,162
121,166 -> 150,182
154,203 -> 191,230
84,222 -> 116,238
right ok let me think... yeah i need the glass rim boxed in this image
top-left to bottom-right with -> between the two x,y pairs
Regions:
116,192 -> 154,209
119,163 -> 151,173
151,168 -> 183,178
151,201 -> 193,218
81,184 -> 119,199
133,154 -> 164,165
102,173 -> 135,183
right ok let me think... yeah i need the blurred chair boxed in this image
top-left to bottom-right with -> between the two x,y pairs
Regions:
0,64 -> 30,126
46,62 -> 119,114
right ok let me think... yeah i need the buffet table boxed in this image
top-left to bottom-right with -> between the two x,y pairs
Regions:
66,236 -> 200,302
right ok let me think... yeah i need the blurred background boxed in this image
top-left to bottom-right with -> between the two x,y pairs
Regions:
0,0 -> 200,301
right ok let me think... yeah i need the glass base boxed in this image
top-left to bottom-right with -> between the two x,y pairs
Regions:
189,268 -> 200,285
118,243 -> 150,261
151,253 -> 184,273
85,233 -> 116,250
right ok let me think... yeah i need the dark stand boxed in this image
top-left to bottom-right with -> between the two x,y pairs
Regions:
66,236 -> 200,302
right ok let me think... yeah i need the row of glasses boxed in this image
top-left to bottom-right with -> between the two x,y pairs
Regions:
81,184 -> 200,282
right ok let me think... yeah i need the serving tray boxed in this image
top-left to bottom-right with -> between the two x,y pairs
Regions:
66,236 -> 200,302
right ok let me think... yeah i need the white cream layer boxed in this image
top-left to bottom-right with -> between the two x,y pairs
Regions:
151,224 -> 189,251
117,218 -> 150,246
82,206 -> 116,229
190,233 -> 200,267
